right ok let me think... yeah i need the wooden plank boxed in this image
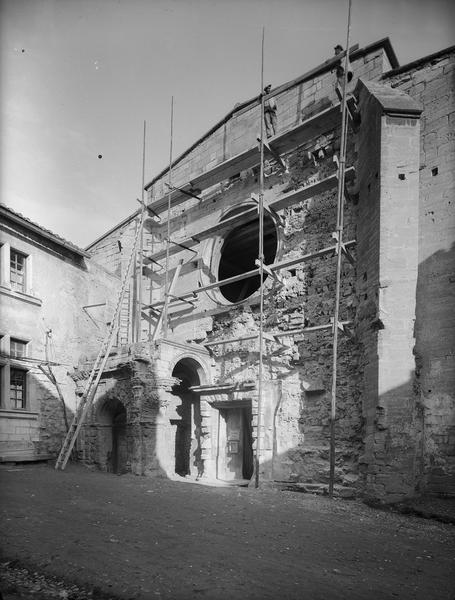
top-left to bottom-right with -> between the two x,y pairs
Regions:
203,320 -> 352,347
150,260 -> 184,341
269,166 -> 355,212
145,166 -> 355,264
148,103 -> 342,215
145,206 -> 260,263
148,184 -> 193,214
269,104 -> 340,156
189,382 -> 256,393
144,240 -> 356,310
148,147 -> 260,213
270,241 -> 355,272
189,147 -> 260,194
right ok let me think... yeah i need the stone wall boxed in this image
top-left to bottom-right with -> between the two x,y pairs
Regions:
80,363 -> 159,475
79,342 -> 213,478
355,79 -> 422,502
199,127 -> 361,490
385,48 -> 455,495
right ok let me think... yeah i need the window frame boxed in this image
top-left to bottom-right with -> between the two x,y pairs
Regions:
0,335 -> 31,411
10,338 -> 27,359
205,204 -> 280,305
10,367 -> 27,410
10,249 -> 27,293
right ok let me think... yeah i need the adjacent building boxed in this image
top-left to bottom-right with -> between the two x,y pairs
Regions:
0,204 -> 119,461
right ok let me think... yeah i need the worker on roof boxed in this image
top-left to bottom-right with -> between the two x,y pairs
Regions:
263,84 -> 277,138
334,44 -> 353,83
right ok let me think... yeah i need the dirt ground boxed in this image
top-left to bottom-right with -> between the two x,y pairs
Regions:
1,464 -> 454,600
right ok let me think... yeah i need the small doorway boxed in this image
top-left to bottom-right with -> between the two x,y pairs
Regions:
112,408 -> 127,473
171,359 -> 204,479
217,404 -> 253,481
98,398 -> 128,474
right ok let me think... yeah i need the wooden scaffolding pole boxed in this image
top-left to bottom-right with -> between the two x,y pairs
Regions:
255,27 -> 265,489
329,0 -> 352,498
162,97 -> 174,338
134,120 -> 147,344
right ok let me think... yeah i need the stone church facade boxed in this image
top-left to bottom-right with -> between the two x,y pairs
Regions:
77,39 -> 455,502
3,38 -> 453,504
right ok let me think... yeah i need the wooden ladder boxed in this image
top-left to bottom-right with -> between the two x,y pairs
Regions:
55,215 -> 145,470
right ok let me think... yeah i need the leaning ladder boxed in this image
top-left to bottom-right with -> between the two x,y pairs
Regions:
55,214 -> 145,470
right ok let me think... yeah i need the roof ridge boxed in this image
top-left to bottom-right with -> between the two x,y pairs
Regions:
0,203 -> 90,258
382,44 -> 455,79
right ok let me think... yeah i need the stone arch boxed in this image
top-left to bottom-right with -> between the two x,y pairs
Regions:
168,356 -> 207,479
167,354 -> 210,386
96,397 -> 128,474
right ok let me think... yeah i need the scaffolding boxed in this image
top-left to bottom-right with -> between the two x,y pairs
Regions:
143,9 -> 356,493
56,3 -> 356,491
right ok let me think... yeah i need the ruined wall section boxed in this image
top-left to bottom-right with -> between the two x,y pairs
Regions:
146,112 -> 362,489
385,49 -> 455,495
205,133 -> 360,490
77,345 -> 209,479
79,356 -> 163,475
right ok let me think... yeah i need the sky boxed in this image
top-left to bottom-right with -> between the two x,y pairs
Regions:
1,0 -> 454,248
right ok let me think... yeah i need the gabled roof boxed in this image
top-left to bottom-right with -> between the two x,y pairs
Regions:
86,38 -> 400,249
0,203 -> 90,258
144,37 -> 399,191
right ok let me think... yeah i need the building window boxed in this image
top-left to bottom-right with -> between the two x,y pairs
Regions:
217,208 -> 278,303
10,338 -> 27,359
10,368 -> 26,409
10,250 -> 27,292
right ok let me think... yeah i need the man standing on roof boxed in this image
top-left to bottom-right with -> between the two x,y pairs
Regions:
334,44 -> 353,82
263,84 -> 277,138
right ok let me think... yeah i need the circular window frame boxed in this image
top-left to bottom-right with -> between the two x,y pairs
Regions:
199,202 -> 281,306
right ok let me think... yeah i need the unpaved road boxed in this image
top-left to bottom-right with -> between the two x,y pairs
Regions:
1,464 -> 454,599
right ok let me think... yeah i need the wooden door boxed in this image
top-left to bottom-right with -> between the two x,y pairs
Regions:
218,407 -> 253,481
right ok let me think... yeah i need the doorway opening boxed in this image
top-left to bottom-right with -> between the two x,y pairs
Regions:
217,403 -> 254,482
171,358 -> 204,479
98,398 -> 128,474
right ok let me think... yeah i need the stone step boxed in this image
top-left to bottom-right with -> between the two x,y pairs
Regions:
274,481 -> 357,498
0,452 -> 53,463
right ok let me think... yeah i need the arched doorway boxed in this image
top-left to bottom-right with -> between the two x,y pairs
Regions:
170,358 -> 203,479
97,398 -> 128,474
